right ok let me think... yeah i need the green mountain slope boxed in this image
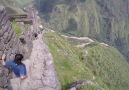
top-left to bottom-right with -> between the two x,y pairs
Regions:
0,0 -> 33,7
35,0 -> 129,61
43,30 -> 129,90
83,43 -> 129,90
0,0 -> 33,14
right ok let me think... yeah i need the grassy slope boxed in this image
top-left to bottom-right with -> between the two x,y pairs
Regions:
43,31 -> 98,90
37,0 -> 129,61
11,21 -> 22,36
43,30 -> 129,90
82,43 -> 129,90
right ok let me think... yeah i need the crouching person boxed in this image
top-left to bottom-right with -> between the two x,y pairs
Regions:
2,54 -> 28,80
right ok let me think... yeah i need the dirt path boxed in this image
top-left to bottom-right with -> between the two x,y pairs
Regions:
61,34 -> 93,41
60,34 -> 94,48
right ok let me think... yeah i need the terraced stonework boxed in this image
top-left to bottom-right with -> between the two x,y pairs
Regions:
0,5 -> 61,90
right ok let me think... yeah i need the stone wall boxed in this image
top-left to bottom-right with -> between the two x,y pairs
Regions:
0,6 -> 33,60
0,6 -> 33,87
0,5 -> 61,90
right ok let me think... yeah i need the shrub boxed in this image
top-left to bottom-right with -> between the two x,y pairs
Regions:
11,21 -> 22,36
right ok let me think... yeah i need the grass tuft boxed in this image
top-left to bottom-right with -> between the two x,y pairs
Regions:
11,21 -> 22,36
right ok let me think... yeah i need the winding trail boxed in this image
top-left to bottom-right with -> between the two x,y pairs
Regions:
60,34 -> 94,48
61,34 -> 94,41
10,34 -> 60,90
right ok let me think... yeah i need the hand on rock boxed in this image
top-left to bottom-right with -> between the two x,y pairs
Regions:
2,54 -> 6,60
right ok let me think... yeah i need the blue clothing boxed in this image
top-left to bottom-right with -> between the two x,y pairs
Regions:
5,60 -> 27,77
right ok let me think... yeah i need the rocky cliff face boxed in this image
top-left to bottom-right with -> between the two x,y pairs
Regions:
0,5 -> 33,87
34,0 -> 129,61
0,6 -> 61,89
0,5 -> 34,60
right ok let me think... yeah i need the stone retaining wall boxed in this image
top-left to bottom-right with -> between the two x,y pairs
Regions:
0,6 -> 33,87
0,5 -> 61,90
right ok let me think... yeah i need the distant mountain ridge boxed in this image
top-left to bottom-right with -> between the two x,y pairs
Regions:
34,0 -> 129,62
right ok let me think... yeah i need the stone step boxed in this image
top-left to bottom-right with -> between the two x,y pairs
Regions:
15,19 -> 32,24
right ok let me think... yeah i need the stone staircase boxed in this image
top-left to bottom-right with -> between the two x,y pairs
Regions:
8,14 -> 33,24
10,34 -> 61,90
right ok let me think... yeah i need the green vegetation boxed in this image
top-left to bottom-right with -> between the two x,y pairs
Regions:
43,31 -> 97,90
0,0 -> 32,14
11,21 -> 22,36
36,0 -> 129,61
43,30 -> 129,90
82,43 -> 129,90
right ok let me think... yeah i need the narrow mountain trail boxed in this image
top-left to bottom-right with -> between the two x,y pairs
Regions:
47,29 -> 94,48
10,34 -> 60,90
61,33 -> 94,48
61,34 -> 94,41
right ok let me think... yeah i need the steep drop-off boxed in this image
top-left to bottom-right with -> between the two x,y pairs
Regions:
43,29 -> 129,90
35,0 -> 129,61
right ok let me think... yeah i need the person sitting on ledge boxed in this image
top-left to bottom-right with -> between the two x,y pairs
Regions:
2,54 -> 28,80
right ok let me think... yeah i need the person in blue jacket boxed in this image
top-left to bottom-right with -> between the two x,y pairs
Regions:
2,54 -> 28,80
